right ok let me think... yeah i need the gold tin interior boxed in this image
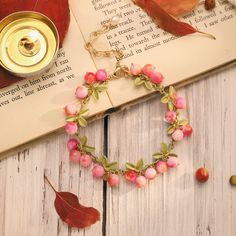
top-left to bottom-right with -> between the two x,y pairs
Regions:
0,11 -> 59,77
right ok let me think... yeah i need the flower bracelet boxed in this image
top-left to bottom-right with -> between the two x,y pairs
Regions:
63,17 -> 192,188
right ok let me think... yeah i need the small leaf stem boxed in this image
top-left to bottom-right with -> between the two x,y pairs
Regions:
44,174 -> 57,193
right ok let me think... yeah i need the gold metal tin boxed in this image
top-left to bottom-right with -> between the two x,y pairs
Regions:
0,11 -> 59,77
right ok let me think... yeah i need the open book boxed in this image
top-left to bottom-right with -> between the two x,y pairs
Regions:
0,0 -> 235,154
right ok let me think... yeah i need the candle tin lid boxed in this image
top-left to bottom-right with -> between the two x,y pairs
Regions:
0,11 -> 59,77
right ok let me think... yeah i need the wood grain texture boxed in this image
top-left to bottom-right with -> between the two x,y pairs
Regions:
0,121 -> 104,236
0,66 -> 236,236
106,66 -> 236,236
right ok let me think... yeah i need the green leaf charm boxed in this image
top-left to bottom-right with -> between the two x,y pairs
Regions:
168,102 -> 174,111
66,116 -> 77,122
106,162 -> 118,170
80,136 -> 87,146
167,125 -> 176,134
136,159 -> 144,170
178,119 -> 188,126
161,95 -> 169,103
134,77 -> 143,86
78,117 -> 88,127
153,152 -> 164,159
125,163 -> 139,172
98,156 -> 108,166
92,90 -> 99,100
160,143 -> 168,153
169,86 -> 176,97
144,81 -> 153,90
83,145 -> 95,153
79,107 -> 89,115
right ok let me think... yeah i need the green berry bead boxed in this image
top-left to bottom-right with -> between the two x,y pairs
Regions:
229,175 -> 236,186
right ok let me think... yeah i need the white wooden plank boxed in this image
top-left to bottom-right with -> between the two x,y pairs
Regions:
1,66 -> 236,236
0,120 -> 104,236
106,66 -> 236,236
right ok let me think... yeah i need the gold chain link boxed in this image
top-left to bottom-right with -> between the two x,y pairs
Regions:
85,20 -> 124,62
84,18 -> 131,80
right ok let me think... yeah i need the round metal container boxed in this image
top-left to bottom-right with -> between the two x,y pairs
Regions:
0,11 -> 59,77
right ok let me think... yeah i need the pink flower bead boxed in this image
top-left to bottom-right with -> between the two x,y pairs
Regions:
108,174 -> 120,187
142,64 -> 155,77
135,176 -> 147,188
67,138 -> 79,151
69,150 -> 81,163
124,170 -> 138,183
92,165 -> 105,179
149,70 -> 164,84
172,129 -> 184,141
155,161 -> 168,174
64,104 -> 77,116
174,97 -> 186,109
165,111 -> 177,123
65,122 -> 78,135
79,154 -> 92,168
84,72 -> 96,84
96,69 -> 108,81
144,167 -> 157,180
167,156 -> 179,168
75,85 -> 88,99
130,63 -> 142,75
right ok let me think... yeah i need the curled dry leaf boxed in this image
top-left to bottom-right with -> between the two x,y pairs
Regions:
133,0 -> 215,39
154,0 -> 199,17
0,0 -> 70,88
44,175 -> 100,229
33,0 -> 70,47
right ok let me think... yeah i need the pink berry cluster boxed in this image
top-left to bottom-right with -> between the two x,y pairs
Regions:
63,63 -> 193,189
76,69 -> 108,99
64,69 -> 109,135
165,109 -> 192,141
124,158 -> 178,188
68,141 -> 121,187
130,63 -> 164,85
67,138 -> 179,188
84,70 -> 108,84
162,86 -> 193,142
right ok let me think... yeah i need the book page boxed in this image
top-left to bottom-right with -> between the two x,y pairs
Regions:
70,0 -> 236,106
0,14 -> 112,154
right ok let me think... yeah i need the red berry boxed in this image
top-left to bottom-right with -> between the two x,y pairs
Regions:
196,167 -> 209,183
64,104 -> 77,116
75,85 -> 88,99
79,154 -> 92,168
155,161 -> 168,173
135,176 -> 147,188
182,124 -> 193,137
167,156 -> 178,168
174,97 -> 186,109
143,64 -> 155,77
69,150 -> 81,163
84,72 -> 96,84
144,167 -> 157,180
108,174 -> 120,187
92,165 -> 105,179
124,170 -> 138,182
96,69 -> 108,81
67,138 -> 79,151
65,122 -> 78,135
149,70 -> 164,84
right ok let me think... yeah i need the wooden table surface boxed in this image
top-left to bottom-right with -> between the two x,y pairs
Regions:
0,66 -> 236,236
